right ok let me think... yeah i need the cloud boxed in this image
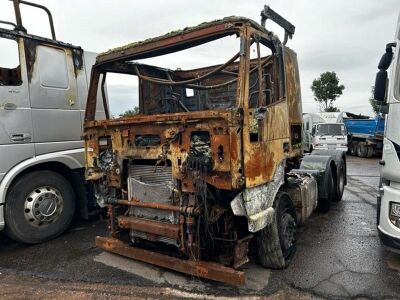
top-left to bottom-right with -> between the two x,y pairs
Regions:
1,0 -> 398,117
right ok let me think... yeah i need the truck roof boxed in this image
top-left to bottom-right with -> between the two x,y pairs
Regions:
96,16 -> 271,64
0,27 -> 82,51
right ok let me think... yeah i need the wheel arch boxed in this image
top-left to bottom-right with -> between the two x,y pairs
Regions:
298,154 -> 336,201
0,149 -> 87,218
310,149 -> 347,185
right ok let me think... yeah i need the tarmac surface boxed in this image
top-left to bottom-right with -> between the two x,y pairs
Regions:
0,156 -> 399,299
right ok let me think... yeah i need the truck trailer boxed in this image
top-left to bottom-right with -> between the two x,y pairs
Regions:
0,0 -> 105,244
374,12 -> 400,252
83,6 -> 346,285
343,112 -> 385,157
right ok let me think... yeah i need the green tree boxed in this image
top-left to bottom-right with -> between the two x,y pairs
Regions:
311,71 -> 345,112
119,106 -> 139,117
369,86 -> 381,115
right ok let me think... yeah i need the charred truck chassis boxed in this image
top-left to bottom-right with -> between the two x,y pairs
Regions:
83,7 -> 346,285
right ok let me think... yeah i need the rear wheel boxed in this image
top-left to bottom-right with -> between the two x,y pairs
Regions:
256,192 -> 297,269
350,142 -> 358,156
367,146 -> 374,158
316,167 -> 334,212
5,170 -> 75,244
333,161 -> 345,202
357,142 -> 368,158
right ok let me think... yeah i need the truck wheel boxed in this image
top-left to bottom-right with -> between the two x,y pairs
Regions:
333,161 -> 345,202
256,192 -> 297,269
350,142 -> 358,156
316,167 -> 333,212
367,146 -> 374,158
357,142 -> 367,158
4,171 -> 75,244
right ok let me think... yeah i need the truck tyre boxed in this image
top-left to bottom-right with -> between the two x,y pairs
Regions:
357,142 -> 367,158
350,142 -> 358,156
4,170 -> 75,244
333,160 -> 345,202
256,192 -> 297,269
367,146 -> 374,158
316,167 -> 333,212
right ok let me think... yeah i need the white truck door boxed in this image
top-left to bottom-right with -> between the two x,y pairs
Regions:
0,37 -> 35,183
28,44 -> 82,155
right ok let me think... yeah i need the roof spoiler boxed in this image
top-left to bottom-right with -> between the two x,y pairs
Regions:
6,0 -> 56,40
260,5 -> 295,45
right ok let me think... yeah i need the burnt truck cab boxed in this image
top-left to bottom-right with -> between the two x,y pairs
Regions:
83,8 -> 346,285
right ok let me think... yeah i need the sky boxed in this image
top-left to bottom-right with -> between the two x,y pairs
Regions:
0,0 -> 399,116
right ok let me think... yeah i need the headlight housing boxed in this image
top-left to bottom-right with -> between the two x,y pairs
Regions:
389,202 -> 400,228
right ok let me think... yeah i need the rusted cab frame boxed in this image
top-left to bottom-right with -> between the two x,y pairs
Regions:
84,17 -> 302,189
83,16 -> 304,285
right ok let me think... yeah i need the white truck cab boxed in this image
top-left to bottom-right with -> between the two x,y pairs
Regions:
303,112 -> 348,152
312,122 -> 348,152
374,12 -> 400,252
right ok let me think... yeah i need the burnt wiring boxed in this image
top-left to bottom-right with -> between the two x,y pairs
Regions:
133,51 -> 241,86
132,57 -> 272,90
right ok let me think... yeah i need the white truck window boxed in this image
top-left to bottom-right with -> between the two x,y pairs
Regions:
0,38 -> 21,86
37,46 -> 69,89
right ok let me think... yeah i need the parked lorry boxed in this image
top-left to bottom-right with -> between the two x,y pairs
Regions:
343,112 -> 385,157
374,12 -> 400,252
303,113 -> 348,152
83,6 -> 346,285
0,0 -> 105,244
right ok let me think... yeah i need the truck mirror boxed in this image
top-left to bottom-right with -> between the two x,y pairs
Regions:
311,127 -> 316,136
374,70 -> 388,103
378,49 -> 394,70
374,43 -> 396,103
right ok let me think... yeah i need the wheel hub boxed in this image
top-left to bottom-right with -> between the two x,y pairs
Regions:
24,186 -> 63,227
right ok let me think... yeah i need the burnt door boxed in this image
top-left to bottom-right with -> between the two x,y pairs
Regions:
0,36 -> 34,181
242,41 -> 290,188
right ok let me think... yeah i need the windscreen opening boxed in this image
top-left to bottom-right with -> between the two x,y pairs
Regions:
316,123 -> 346,136
100,34 -> 241,118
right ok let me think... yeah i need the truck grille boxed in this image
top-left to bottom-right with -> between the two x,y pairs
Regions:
127,163 -> 178,245
129,164 -> 172,185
